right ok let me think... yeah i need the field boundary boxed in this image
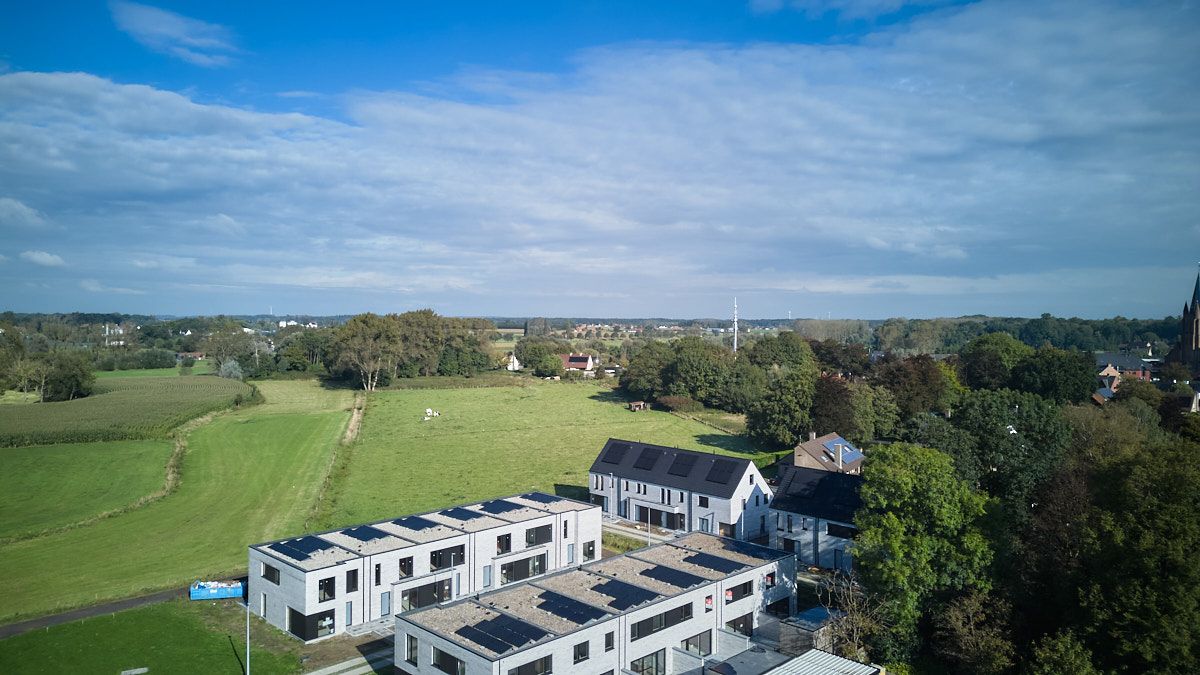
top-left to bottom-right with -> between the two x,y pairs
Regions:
306,392 -> 364,531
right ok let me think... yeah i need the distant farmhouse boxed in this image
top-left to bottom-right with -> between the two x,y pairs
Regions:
588,439 -> 773,539
560,353 -> 596,373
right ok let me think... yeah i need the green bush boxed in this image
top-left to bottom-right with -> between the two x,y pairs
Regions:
656,395 -> 703,413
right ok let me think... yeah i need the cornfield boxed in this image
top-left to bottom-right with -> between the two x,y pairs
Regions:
0,376 -> 255,447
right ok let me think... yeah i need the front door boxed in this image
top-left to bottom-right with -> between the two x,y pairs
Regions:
380,591 -> 391,616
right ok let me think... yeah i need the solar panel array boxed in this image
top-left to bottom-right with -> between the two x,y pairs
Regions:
393,515 -> 440,531
535,590 -> 608,624
601,441 -> 632,464
341,525 -> 390,542
478,499 -> 525,515
823,439 -> 865,464
521,492 -> 561,504
683,552 -> 746,574
705,458 -> 737,484
267,536 -> 332,561
640,564 -> 705,589
633,446 -> 663,470
591,579 -> 659,610
667,453 -> 698,477
440,507 -> 486,521
455,615 -> 549,655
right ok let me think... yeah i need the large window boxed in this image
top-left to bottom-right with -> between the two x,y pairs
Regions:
698,496 -> 709,508
318,577 -> 336,602
262,562 -> 280,585
630,602 -> 692,641
399,556 -> 413,577
287,607 -> 334,641
827,523 -> 859,539
630,649 -> 665,675
406,634 -> 418,666
432,646 -> 465,675
346,569 -> 358,593
509,655 -> 552,675
430,545 -> 465,570
726,612 -> 753,637
400,579 -> 452,611
725,580 -> 752,604
497,533 -> 512,554
526,524 -> 552,547
681,630 -> 712,656
583,541 -> 596,562
574,640 -> 590,663
605,631 -> 614,652
501,553 -> 547,584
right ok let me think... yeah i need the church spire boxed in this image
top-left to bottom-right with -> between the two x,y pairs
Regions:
1192,265 -> 1200,308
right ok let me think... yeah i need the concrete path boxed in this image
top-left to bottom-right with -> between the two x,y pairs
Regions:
306,646 -> 393,675
0,587 -> 183,640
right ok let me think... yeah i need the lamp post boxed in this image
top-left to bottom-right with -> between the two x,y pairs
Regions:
245,595 -> 251,675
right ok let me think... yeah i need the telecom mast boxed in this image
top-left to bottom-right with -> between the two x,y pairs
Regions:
733,297 -> 739,353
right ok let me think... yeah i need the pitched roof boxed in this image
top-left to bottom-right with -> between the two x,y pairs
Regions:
795,433 -> 865,473
770,466 -> 863,523
588,438 -> 760,500
560,353 -> 593,369
1094,352 -> 1151,372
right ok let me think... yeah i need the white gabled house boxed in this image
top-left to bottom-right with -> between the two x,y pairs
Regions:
588,439 -> 773,540
768,465 -> 863,573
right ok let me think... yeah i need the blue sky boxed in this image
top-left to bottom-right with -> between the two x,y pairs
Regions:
1,0 -> 1197,319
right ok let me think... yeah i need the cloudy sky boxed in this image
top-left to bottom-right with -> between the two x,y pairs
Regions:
1,1 -> 1197,319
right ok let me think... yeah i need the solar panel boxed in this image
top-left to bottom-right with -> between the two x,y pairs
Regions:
600,442 -> 632,464
479,499 -> 525,515
640,564 -> 706,589
268,536 -> 330,561
536,590 -> 608,624
521,492 -> 562,504
457,615 -> 549,654
667,453 -> 698,477
683,552 -> 745,574
393,515 -> 440,531
440,507 -> 486,521
592,579 -> 659,610
633,446 -> 663,471
455,625 -> 511,654
823,439 -> 864,464
341,525 -> 390,542
705,458 -> 737,484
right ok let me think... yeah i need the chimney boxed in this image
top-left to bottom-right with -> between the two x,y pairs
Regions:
836,443 -> 843,471
808,431 -> 817,442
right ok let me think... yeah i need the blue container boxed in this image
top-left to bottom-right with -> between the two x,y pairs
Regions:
189,580 -> 244,600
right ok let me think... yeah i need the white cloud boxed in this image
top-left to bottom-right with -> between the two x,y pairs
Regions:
751,0 -> 954,19
0,197 -> 49,228
110,1 -> 238,67
19,250 -> 66,267
81,279 -> 145,295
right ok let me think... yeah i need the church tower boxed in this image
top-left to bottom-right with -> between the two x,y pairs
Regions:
1169,271 -> 1200,375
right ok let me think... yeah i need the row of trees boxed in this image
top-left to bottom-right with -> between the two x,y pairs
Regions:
0,331 -> 94,402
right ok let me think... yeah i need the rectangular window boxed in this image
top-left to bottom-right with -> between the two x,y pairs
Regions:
679,491 -> 684,502
374,563 -> 381,587
660,487 -> 665,502
567,543 -> 575,564
742,498 -> 747,510
400,579 -> 453,611
765,572 -> 776,589
260,592 -> 267,617
497,533 -> 512,554
681,630 -> 712,656
624,480 -> 629,491
431,646 -> 466,675
726,580 -> 753,604
755,495 -> 760,506
563,520 -> 569,538
406,634 -> 418,666
501,553 -> 547,584
827,523 -> 859,539
630,602 -> 692,640
726,612 -> 753,637
483,564 -> 493,588
574,640 -> 590,663
399,556 -> 413,578
705,595 -> 713,612
509,655 -> 552,675
698,496 -> 709,508
346,569 -> 358,593
748,474 -> 753,485
787,514 -> 793,531
525,524 -> 552,547
262,562 -> 280,585
345,600 -> 353,626
605,631 -> 615,652
287,607 -> 335,641
583,541 -> 596,561
318,577 -> 336,602
630,648 -> 665,675
430,545 -> 465,570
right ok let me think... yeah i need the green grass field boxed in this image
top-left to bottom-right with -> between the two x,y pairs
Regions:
319,382 -> 773,527
94,360 -> 214,378
0,381 -> 352,623
0,440 -> 173,541
0,376 -> 252,447
0,599 -> 301,674
0,390 -> 39,405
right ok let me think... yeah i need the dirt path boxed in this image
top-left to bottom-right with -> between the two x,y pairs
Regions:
0,587 -> 184,640
342,393 -> 366,445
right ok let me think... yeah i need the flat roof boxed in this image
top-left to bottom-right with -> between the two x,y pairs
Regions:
251,492 -> 597,570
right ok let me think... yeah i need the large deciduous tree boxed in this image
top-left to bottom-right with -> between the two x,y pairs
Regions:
1009,347 -> 1095,403
331,313 -> 401,391
746,356 -> 819,448
620,340 -> 675,400
958,332 -> 1034,390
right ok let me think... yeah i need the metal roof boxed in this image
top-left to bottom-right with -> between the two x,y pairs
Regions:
762,649 -> 880,675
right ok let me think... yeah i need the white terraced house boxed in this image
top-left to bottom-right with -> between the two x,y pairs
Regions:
247,492 -> 602,642
588,439 -> 773,540
394,533 -> 797,675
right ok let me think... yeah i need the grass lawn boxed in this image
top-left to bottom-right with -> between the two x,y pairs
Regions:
319,382 -> 774,528
0,376 -> 252,447
0,390 -> 39,405
0,599 -> 301,675
0,381 -> 352,623
0,440 -> 173,540
94,361 -> 214,378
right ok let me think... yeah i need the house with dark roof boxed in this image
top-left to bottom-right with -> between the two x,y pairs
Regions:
588,439 -> 773,540
560,353 -> 596,372
768,466 -> 863,572
1095,351 -> 1154,383
791,432 -> 865,475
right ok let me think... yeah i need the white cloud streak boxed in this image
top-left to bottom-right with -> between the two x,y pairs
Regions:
0,197 -> 49,228
81,279 -> 145,295
110,1 -> 239,67
19,250 -> 66,267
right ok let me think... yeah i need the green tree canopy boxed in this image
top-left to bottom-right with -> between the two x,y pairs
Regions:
746,360 -> 819,448
331,313 -> 402,391
1009,347 -> 1096,403
619,340 -> 675,400
959,332 -> 1034,390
